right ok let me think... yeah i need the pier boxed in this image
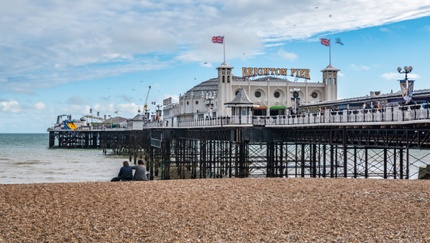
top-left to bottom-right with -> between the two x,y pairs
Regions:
48,104 -> 430,180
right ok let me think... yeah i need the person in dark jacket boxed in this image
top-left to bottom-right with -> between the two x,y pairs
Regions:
111,161 -> 133,181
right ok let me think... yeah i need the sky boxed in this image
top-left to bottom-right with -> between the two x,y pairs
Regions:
1,0 -> 430,133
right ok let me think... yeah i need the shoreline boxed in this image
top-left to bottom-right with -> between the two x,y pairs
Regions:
1,178 -> 430,242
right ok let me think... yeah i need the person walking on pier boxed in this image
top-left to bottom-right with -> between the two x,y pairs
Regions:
132,159 -> 149,181
111,161 -> 133,181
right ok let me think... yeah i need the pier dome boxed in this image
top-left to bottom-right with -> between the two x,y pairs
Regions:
183,75 -> 289,99
183,78 -> 218,98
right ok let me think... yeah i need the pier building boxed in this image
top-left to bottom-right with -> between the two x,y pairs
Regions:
47,62 -> 430,180
162,62 -> 338,127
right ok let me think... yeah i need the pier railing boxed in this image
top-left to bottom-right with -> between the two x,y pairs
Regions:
174,104 -> 430,128
47,104 -> 430,131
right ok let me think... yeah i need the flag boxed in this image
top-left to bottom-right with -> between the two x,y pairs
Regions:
212,36 -> 224,44
320,38 -> 330,46
407,80 -> 415,101
400,80 -> 408,99
89,108 -> 92,114
335,38 -> 344,45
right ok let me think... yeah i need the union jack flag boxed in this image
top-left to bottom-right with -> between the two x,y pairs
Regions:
320,38 -> 330,46
212,36 -> 224,44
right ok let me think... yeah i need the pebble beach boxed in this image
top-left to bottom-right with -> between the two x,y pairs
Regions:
1,178 -> 430,242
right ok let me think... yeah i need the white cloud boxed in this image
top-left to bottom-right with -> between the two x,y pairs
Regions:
382,72 -> 421,80
0,99 -> 21,112
351,64 -> 370,71
33,101 -> 45,110
277,49 -> 298,60
0,0 -> 430,93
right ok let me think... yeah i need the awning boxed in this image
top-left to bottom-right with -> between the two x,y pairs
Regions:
253,105 -> 267,110
270,105 -> 286,110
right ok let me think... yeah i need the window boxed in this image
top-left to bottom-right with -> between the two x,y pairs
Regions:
274,91 -> 280,98
186,101 -> 189,105
255,91 -> 261,98
195,101 -> 199,105
311,92 -> 318,98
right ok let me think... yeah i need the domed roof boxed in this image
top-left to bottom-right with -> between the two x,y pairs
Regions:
181,74 -> 289,99
183,76 -> 244,98
185,78 -> 218,97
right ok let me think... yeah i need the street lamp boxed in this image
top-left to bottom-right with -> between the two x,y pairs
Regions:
397,66 -> 414,104
290,88 -> 300,114
397,66 -> 413,79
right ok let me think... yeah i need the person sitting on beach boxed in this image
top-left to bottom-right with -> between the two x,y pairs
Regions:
132,159 -> 149,181
111,161 -> 133,181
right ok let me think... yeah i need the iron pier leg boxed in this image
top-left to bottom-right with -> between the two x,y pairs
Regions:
280,142 -> 284,178
384,148 -> 388,179
393,148 -> 397,179
365,147 -> 368,178
323,144 -> 327,178
295,144 -> 298,177
312,144 -> 317,178
400,148 -> 404,179
301,144 -> 305,177
353,147 -> 357,178
343,145 -> 348,178
229,142 -> 233,178
330,145 -> 334,178
406,148 -> 410,179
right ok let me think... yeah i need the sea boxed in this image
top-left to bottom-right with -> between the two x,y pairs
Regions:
0,133 -> 129,184
1,134 -> 429,184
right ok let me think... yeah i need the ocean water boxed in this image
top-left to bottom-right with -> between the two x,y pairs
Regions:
1,134 -> 429,184
0,133 -> 129,184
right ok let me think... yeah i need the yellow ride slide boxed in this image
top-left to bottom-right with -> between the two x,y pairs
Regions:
66,122 -> 78,130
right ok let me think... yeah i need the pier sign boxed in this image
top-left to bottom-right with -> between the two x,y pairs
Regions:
242,67 -> 310,79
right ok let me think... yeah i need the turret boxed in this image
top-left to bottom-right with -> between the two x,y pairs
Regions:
321,65 -> 340,101
216,62 -> 234,117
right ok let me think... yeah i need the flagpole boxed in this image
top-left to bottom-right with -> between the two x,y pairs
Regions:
223,35 -> 226,64
329,39 -> 332,66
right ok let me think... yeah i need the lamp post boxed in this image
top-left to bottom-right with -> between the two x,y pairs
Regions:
290,88 -> 300,115
397,66 -> 414,104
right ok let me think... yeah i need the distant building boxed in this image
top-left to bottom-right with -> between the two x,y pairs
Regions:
163,62 -> 340,126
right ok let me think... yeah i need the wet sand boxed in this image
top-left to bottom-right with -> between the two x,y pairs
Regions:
1,178 -> 430,242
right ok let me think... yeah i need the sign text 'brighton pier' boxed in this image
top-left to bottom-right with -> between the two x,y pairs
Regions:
242,67 -> 310,79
